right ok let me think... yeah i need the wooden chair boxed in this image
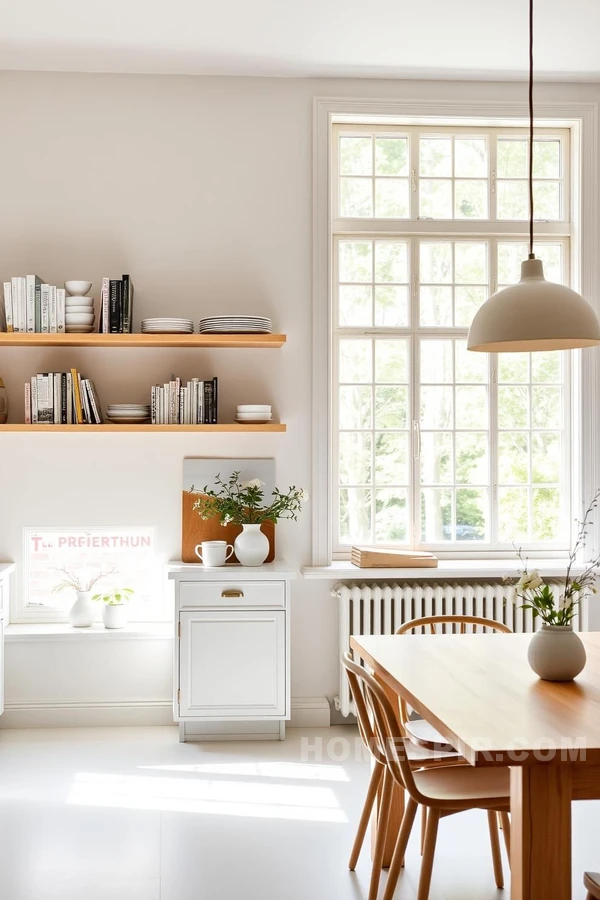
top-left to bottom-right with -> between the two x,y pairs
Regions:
344,651 -> 511,900
395,616 -> 512,753
585,872 -> 600,899
342,653 -> 463,900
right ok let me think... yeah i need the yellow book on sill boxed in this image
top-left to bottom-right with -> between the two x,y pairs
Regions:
350,546 -> 438,568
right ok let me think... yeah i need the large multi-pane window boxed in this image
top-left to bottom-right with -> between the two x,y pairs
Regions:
332,124 -> 571,553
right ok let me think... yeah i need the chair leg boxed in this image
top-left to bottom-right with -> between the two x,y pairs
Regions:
382,797 -> 419,900
499,811 -> 511,861
349,762 -> 384,870
368,767 -> 393,900
487,809 -> 504,889
417,807 -> 440,900
420,804 -> 427,855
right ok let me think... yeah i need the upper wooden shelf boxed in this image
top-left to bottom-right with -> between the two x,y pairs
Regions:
0,333 -> 286,349
0,423 -> 286,433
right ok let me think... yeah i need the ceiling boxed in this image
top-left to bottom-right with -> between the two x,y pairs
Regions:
0,0 -> 598,81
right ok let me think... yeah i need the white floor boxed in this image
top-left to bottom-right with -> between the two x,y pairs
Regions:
0,726 -> 598,899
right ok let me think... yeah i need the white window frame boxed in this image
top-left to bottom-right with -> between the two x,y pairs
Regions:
312,97 -> 600,565
15,525 -> 165,624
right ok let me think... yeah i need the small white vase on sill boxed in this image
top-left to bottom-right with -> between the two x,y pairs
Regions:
527,624 -> 587,681
103,603 -> 127,629
69,590 -> 96,627
234,524 -> 269,566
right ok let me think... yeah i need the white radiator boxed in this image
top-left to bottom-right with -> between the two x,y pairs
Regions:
335,580 -> 586,717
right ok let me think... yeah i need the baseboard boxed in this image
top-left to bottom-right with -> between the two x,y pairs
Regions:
289,696 -> 331,728
0,699 -> 174,728
0,695 -> 332,730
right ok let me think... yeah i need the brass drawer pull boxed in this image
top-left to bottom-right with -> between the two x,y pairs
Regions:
221,589 -> 244,598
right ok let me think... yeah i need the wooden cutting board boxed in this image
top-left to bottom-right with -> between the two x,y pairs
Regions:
181,491 -> 275,564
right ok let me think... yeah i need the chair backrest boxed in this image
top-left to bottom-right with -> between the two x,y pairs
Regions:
394,615 -> 512,725
342,651 -> 429,805
341,651 -> 385,765
395,614 -> 512,636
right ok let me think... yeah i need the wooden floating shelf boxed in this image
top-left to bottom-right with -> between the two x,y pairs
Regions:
0,333 -> 286,349
0,424 -> 286,433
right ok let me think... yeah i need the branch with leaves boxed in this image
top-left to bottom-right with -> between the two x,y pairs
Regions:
191,471 -> 308,526
51,567 -> 116,595
505,489 -> 600,626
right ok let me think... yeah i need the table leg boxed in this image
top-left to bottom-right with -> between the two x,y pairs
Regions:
510,764 -> 572,900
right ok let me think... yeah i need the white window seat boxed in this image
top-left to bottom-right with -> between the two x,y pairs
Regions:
302,559 -> 589,580
4,622 -> 172,642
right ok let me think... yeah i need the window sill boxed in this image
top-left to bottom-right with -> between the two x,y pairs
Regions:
4,622 -> 173,642
301,559 -> 589,581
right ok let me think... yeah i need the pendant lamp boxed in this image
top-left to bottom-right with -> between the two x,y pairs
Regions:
467,0 -> 600,352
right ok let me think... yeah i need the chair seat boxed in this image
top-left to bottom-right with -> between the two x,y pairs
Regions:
584,872 -> 600,898
406,738 -> 464,768
405,717 -> 457,753
414,765 -> 510,807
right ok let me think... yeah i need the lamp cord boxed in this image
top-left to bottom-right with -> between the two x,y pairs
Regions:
528,0 -> 534,258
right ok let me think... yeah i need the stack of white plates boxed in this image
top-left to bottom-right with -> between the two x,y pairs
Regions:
236,404 -> 272,424
199,316 -> 272,334
141,318 -> 194,334
106,404 -> 151,424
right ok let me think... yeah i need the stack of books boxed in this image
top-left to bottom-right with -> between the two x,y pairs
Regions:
25,369 -> 103,425
100,276 -> 134,334
151,377 -> 218,424
1,277 -> 66,333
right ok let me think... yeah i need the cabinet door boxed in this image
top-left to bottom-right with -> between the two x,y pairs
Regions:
0,618 -> 4,716
179,609 -> 286,719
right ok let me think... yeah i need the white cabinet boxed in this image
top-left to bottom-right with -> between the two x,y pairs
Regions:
169,562 -> 294,742
0,563 -> 13,718
179,609 -> 286,718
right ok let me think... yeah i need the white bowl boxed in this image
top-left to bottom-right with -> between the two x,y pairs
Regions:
66,306 -> 94,314
66,296 -> 94,306
66,312 -> 95,325
65,281 -> 92,296
237,405 -> 272,412
236,413 -> 272,420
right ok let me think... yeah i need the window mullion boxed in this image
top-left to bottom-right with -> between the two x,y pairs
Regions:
412,330 -> 421,549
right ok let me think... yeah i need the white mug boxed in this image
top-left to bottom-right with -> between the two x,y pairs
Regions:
195,540 -> 234,567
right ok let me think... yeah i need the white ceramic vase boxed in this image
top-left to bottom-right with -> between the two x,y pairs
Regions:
527,624 -> 587,681
69,590 -> 96,627
234,524 -> 269,566
103,604 -> 127,629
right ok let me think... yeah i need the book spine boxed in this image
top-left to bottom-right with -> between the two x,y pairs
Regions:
116,280 -> 123,333
53,373 -> 61,424
151,386 -> 156,425
37,374 -> 53,424
179,387 -> 185,425
24,383 -> 31,424
121,274 -> 131,334
41,285 -> 50,333
71,368 -> 84,424
66,372 -> 73,424
18,278 -> 26,334
60,373 -> 67,424
109,280 -> 119,333
101,278 -> 110,334
212,377 -> 218,424
31,376 -> 38,424
11,278 -> 19,331
34,280 -> 42,333
49,286 -> 57,333
203,381 -> 210,424
87,380 -> 103,424
78,374 -> 89,423
56,288 -> 66,333
3,283 -> 13,333
26,275 -> 36,333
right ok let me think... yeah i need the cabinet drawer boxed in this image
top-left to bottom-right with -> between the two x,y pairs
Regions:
179,580 -> 285,609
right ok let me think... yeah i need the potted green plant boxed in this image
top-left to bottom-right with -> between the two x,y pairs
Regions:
52,567 -> 115,627
507,488 -> 600,681
192,472 -> 307,566
92,586 -> 134,629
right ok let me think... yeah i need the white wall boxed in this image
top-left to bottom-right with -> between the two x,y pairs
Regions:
0,73 -> 598,723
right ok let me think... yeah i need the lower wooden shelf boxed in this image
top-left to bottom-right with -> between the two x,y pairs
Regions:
0,423 -> 286,433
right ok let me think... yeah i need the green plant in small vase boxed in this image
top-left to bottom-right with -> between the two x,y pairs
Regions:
192,471 -> 308,566
92,586 -> 134,629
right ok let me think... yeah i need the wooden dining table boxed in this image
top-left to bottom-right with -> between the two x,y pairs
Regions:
351,630 -> 600,900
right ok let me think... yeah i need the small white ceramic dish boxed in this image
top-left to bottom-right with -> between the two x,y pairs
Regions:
237,405 -> 272,412
66,306 -> 94,314
66,296 -> 94,306
65,281 -> 92,296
